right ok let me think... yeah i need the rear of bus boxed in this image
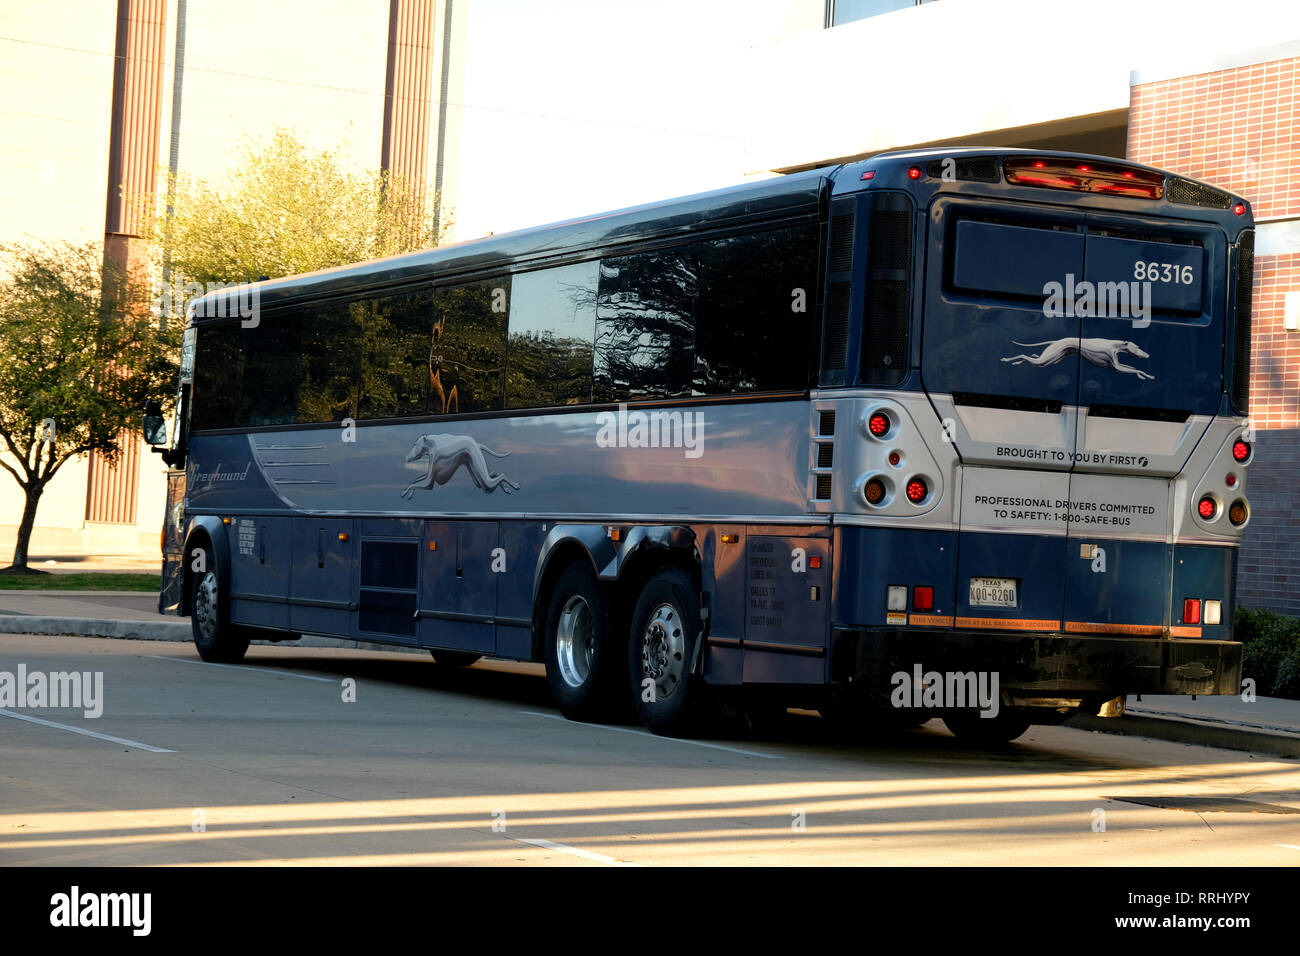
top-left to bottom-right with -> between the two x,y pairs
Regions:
817,149 -> 1250,739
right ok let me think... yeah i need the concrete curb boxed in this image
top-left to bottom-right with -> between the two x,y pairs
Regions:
1068,712 -> 1300,758
0,615 -> 425,654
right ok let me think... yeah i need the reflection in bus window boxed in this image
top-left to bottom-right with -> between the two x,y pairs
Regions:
507,261 -> 597,409
594,248 -> 697,402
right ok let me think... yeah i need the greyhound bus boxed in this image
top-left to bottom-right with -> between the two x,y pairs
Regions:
149,148 -> 1252,742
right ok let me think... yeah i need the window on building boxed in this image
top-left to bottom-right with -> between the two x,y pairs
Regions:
828,0 -> 935,28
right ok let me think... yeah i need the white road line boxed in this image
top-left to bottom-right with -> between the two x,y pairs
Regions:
0,709 -> 175,753
140,654 -> 336,683
511,836 -> 642,866
1274,844 -> 1300,851
520,710 -> 783,759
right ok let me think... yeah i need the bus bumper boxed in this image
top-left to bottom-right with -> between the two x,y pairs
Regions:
829,627 -> 1243,698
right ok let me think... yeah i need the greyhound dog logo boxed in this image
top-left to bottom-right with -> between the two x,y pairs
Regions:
1001,337 -> 1155,381
400,434 -> 520,499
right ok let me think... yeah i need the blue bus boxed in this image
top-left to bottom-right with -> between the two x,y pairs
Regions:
150,148 -> 1252,742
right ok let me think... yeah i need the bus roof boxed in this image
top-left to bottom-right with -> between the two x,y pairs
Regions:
188,146 -> 1249,322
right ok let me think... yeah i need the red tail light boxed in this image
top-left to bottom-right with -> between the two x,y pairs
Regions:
1232,440 -> 1250,462
907,166 -> 922,180
906,477 -> 928,503
913,586 -> 934,611
867,412 -> 890,437
1197,496 -> 1218,520
1183,599 -> 1201,624
1005,157 -> 1164,199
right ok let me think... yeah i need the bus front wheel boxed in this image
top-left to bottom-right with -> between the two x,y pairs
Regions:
628,567 -> 707,737
190,546 -> 250,664
543,562 -> 625,721
942,710 -> 1032,745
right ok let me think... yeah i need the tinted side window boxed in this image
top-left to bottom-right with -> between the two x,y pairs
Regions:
695,224 -> 818,394
240,314 -> 300,426
506,261 -> 597,409
429,279 -> 508,413
594,247 -> 697,402
191,323 -> 241,430
298,300 -> 362,423
359,288 -> 433,420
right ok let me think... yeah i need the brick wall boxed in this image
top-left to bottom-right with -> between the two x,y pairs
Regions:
1237,428 -> 1300,615
1129,56 -> 1300,614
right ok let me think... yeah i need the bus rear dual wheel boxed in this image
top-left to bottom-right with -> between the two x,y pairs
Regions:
543,562 -> 705,735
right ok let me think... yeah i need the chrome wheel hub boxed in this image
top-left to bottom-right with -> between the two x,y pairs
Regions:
556,594 -> 594,689
194,571 -> 219,642
640,603 -> 685,701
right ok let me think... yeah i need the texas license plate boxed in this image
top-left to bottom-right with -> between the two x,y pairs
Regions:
970,577 -> 1017,608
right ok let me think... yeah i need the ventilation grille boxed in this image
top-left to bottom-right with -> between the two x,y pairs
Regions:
926,156 -> 999,182
821,281 -> 851,373
812,407 -> 835,503
828,197 -> 856,273
1168,177 -> 1231,209
1233,230 -> 1255,415
359,540 -> 417,636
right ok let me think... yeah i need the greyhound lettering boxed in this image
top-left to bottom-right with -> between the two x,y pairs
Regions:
400,434 -> 520,498
1001,337 -> 1155,381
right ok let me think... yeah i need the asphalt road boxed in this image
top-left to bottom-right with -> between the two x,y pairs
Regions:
2,633 -> 1298,866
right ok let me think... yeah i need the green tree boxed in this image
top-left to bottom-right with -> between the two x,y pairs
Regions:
0,240 -> 178,573
151,127 -> 452,298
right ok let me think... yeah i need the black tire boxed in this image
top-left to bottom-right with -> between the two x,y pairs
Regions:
429,650 -> 481,667
628,566 -> 707,736
189,545 -> 250,663
543,562 -> 625,721
942,710 -> 1032,745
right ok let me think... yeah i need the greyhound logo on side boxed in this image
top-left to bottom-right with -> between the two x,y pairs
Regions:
1001,337 -> 1155,381
400,434 -> 520,499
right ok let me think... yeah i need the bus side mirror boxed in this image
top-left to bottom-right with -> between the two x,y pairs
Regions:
143,400 -> 167,446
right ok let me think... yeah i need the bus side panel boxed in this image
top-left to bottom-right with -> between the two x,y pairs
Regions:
496,520 -> 545,660
1172,543 -> 1238,640
289,517 -> 354,636
1062,539 -> 1171,633
418,520 -> 498,654
831,526 -> 958,630
740,533 -> 829,684
229,516 -> 291,630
